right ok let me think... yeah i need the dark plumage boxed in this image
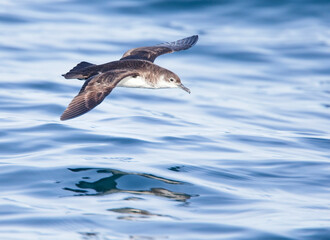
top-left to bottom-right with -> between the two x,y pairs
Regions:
61,35 -> 198,120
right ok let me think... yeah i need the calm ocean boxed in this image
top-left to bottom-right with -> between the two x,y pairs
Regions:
0,0 -> 330,239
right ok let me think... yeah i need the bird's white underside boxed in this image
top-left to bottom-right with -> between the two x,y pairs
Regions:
117,75 -> 177,89
117,76 -> 153,88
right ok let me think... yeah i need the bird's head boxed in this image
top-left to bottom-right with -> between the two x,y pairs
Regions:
158,70 -> 191,94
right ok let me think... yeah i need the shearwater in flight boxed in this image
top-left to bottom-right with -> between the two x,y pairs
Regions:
61,35 -> 199,120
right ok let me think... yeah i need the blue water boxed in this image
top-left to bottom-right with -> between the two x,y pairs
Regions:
1,0 -> 330,239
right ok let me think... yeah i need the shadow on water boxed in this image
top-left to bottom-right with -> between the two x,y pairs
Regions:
63,168 -> 192,202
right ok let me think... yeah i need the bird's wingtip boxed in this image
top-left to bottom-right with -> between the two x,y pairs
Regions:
60,115 -> 67,121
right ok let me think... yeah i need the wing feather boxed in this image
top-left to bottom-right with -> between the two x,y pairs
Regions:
61,70 -> 139,120
120,35 -> 198,62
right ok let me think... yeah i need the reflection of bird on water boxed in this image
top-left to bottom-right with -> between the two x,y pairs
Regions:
108,207 -> 178,221
63,168 -> 192,202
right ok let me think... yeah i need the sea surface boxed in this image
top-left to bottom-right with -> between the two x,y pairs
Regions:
1,0 -> 330,239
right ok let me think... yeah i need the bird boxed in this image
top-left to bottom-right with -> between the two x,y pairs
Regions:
60,35 -> 199,121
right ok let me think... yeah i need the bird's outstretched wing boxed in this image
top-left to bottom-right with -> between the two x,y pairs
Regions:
120,35 -> 198,62
61,70 -> 139,120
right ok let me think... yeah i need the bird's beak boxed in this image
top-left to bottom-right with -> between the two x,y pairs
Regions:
179,83 -> 191,94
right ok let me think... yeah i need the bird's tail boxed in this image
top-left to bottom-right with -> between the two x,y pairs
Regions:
62,61 -> 95,79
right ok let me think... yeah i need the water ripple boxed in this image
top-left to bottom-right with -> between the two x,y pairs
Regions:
1,0 -> 330,239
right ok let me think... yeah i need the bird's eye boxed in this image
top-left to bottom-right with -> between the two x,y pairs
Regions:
170,78 -> 174,82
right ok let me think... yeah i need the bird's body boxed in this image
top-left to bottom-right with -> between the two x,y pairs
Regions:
61,35 -> 198,120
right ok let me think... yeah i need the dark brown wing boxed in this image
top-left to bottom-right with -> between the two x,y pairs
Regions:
62,60 -> 149,80
60,70 -> 139,120
120,35 -> 198,62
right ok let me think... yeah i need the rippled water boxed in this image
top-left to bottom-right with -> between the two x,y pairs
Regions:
1,0 -> 330,239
